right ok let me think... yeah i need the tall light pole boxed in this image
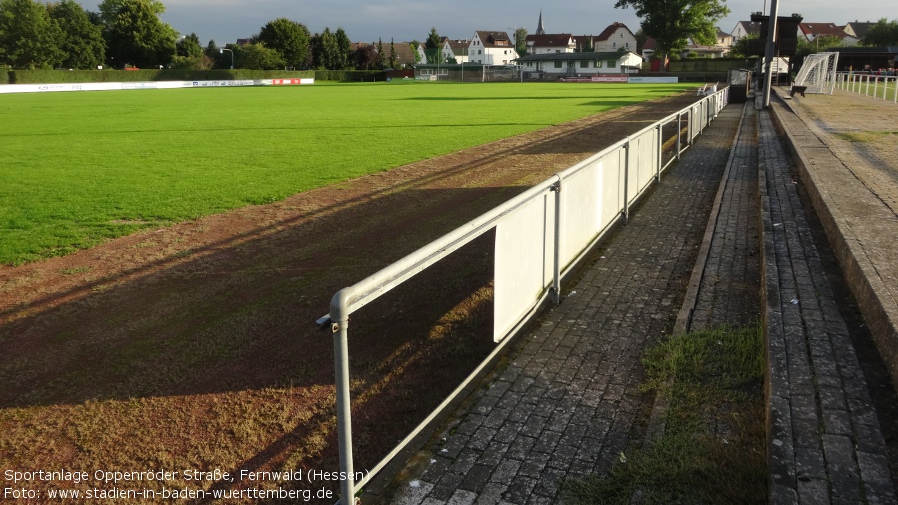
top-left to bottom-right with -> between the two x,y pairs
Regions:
220,48 -> 234,69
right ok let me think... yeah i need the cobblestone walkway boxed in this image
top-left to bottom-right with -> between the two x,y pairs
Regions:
387,105 -> 743,505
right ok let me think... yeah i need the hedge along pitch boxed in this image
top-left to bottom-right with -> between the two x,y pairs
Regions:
7,69 -> 315,84
7,69 -> 383,84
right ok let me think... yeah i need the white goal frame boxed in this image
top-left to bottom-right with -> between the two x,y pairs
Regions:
793,52 -> 840,94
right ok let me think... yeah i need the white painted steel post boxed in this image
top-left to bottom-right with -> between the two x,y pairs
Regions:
552,177 -> 563,304
656,123 -> 662,181
623,139 -> 631,223
676,113 -> 682,160
330,290 -> 356,505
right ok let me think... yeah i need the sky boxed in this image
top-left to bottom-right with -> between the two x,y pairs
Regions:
75,0 -> 895,47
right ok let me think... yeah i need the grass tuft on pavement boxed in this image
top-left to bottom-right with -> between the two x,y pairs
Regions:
561,325 -> 766,505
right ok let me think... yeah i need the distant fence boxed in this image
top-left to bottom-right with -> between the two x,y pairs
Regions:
318,88 -> 730,503
836,72 -> 898,103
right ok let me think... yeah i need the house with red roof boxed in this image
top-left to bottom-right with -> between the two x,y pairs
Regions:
469,31 -> 518,65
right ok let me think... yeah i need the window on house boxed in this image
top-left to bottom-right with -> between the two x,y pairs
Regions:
596,61 -> 603,68
554,61 -> 563,68
580,61 -> 590,68
613,42 -> 616,48
607,60 -> 617,68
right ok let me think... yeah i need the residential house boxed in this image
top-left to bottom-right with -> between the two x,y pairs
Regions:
641,37 -> 656,61
593,22 -> 637,53
469,31 -> 518,65
842,21 -> 877,41
524,33 -> 576,55
516,51 -> 642,78
798,22 -> 858,45
731,20 -> 763,41
441,38 -> 470,63
682,28 -> 733,58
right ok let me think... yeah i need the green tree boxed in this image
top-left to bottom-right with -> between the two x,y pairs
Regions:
514,27 -> 528,56
0,0 -> 64,69
172,33 -> 210,70
334,27 -> 351,69
728,34 -> 758,59
861,18 -> 898,47
410,40 -> 422,64
425,27 -> 441,64
388,39 -> 398,69
311,27 -> 341,69
375,38 -> 385,69
354,44 -> 377,70
99,0 -> 177,68
615,0 -> 728,71
176,32 -> 203,58
236,42 -> 285,70
47,0 -> 105,69
257,18 -> 311,69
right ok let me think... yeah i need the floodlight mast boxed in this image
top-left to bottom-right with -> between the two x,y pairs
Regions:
220,48 -> 234,69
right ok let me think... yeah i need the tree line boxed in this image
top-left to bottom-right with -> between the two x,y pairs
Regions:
0,0 -> 414,71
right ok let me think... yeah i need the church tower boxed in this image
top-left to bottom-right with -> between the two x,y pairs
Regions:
536,11 -> 546,35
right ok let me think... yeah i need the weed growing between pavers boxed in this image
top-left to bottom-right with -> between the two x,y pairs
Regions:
560,326 -> 766,505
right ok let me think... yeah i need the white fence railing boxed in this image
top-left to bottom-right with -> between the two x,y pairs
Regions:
836,72 -> 898,103
317,87 -> 729,503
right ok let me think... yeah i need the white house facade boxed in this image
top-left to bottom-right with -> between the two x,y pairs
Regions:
593,22 -> 637,53
516,51 -> 643,77
441,38 -> 470,63
469,31 -> 518,65
524,33 -> 576,55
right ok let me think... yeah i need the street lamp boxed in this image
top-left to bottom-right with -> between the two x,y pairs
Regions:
220,48 -> 234,69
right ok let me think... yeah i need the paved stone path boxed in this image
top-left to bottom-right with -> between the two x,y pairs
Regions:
378,89 -> 898,505
764,90 -> 898,504
386,105 -> 743,505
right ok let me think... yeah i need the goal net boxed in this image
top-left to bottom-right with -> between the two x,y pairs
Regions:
793,52 -> 840,94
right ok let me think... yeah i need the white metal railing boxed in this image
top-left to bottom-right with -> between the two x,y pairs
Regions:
836,72 -> 898,103
317,87 -> 729,504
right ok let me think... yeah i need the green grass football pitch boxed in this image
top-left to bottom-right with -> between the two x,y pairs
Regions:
0,80 -> 694,265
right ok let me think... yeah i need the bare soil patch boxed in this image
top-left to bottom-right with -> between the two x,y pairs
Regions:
0,91 -> 704,501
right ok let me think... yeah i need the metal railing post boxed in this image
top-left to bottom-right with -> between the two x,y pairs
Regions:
330,290 -> 356,505
676,112 -> 682,160
623,139 -> 631,223
551,176 -> 563,304
656,123 -> 662,181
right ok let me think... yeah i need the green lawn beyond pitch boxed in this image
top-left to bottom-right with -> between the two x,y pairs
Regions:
0,81 -> 692,265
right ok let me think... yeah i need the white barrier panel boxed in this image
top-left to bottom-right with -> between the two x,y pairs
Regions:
493,193 -> 556,342
602,150 -> 627,226
0,78 -> 314,94
0,82 -> 122,93
561,159 -> 605,269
